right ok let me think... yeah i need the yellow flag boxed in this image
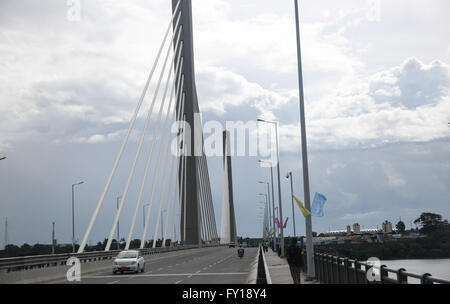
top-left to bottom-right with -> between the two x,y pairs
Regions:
293,194 -> 311,217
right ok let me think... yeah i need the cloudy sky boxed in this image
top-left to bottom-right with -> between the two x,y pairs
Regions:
0,0 -> 449,246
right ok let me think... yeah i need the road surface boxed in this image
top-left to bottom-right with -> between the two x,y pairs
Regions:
62,246 -> 257,284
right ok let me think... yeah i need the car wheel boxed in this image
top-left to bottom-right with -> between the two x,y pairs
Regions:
113,270 -> 117,275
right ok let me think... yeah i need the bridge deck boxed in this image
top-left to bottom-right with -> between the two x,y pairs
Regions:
56,247 -> 257,284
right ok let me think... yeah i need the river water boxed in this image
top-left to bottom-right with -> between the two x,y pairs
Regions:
381,259 -> 450,283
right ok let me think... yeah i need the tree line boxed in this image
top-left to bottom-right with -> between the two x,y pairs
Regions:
316,212 -> 450,260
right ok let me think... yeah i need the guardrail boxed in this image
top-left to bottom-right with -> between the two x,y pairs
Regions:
0,244 -> 221,273
314,253 -> 450,284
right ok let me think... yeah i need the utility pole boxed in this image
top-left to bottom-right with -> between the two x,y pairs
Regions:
71,181 -> 84,253
294,0 -> 315,279
52,222 -> 55,254
4,217 -> 8,250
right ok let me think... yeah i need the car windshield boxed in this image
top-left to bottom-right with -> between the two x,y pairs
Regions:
117,251 -> 138,259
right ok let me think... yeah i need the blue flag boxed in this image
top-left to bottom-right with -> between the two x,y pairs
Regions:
311,192 -> 327,217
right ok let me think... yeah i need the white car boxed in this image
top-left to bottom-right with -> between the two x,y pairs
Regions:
113,250 -> 145,274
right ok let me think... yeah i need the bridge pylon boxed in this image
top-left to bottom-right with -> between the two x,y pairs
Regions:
173,0 -> 214,247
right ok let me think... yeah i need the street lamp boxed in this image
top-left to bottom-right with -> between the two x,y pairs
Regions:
258,180 -> 274,247
0,157 -> 6,161
294,0 -> 315,279
274,206 -> 279,239
72,181 -> 84,253
258,160 -> 276,250
258,193 -> 270,238
258,118 -> 285,257
286,172 -> 296,237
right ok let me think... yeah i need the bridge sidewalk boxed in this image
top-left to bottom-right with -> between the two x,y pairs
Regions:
262,249 -> 293,284
262,249 -> 319,284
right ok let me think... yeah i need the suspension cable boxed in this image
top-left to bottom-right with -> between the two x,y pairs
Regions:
141,77 -> 185,248
104,15 -> 183,252
162,91 -> 186,247
124,34 -> 184,250
78,0 -> 182,253
151,86 -> 186,248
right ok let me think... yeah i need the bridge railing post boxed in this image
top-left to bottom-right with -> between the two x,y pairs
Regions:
314,253 -> 319,281
332,256 -> 336,283
420,273 -> 433,285
329,255 -> 334,284
337,257 -> 341,283
343,257 -> 349,284
380,265 -> 388,284
318,254 -> 323,283
354,260 -> 360,284
397,268 -> 408,284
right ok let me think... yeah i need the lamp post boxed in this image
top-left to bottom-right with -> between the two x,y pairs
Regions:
286,172 -> 296,237
274,206 -> 279,239
258,160 -> 276,250
72,181 -> 84,253
0,157 -> 6,161
258,193 -> 269,239
294,0 -> 315,279
258,202 -> 268,237
258,206 -> 266,237
258,181 -> 273,243
258,119 -> 285,257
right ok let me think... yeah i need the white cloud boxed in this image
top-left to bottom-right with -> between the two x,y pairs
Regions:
196,65 -> 291,115
326,162 -> 347,176
275,57 -> 450,152
380,161 -> 406,187
0,1 -> 449,154
340,210 -> 381,221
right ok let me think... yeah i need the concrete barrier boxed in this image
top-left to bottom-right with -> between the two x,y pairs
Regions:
0,258 -> 113,284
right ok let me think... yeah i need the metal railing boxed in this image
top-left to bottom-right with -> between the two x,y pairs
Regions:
0,244 -> 223,273
314,253 -> 450,284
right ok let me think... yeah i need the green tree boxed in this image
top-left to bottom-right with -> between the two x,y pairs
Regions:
396,220 -> 406,233
414,212 -> 449,234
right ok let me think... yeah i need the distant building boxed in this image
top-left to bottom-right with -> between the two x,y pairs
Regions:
346,225 -> 351,234
382,220 -> 393,233
353,223 -> 361,234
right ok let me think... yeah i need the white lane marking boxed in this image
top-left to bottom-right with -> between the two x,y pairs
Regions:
108,280 -> 120,284
86,273 -> 248,279
175,280 -> 183,284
